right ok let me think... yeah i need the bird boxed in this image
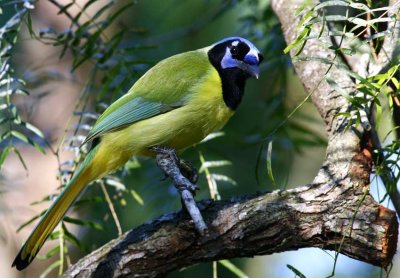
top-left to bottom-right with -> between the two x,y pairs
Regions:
12,36 -> 263,270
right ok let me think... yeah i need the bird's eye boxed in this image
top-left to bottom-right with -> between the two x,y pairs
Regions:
230,46 -> 238,56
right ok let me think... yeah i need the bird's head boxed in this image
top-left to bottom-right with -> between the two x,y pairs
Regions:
208,37 -> 263,79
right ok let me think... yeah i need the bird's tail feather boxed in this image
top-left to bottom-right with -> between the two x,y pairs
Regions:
12,145 -> 100,270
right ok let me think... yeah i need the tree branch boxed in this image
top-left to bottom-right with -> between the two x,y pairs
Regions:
63,0 -> 399,277
64,182 -> 398,277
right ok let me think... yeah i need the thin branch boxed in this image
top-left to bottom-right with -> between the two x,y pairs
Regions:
152,148 -> 207,234
100,181 -> 123,237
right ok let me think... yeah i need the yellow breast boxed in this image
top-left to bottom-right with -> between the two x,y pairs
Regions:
101,67 -> 234,157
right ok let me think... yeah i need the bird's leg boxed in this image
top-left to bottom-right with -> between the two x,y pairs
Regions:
179,159 -> 199,184
149,146 -> 199,193
149,146 -> 207,234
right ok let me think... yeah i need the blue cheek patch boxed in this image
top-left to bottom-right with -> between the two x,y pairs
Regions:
244,55 -> 258,65
221,58 -> 238,69
221,50 -> 238,69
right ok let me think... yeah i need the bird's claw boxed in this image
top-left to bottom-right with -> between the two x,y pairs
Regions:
149,146 -> 180,165
179,159 -> 199,184
150,146 -> 199,186
177,182 -> 199,195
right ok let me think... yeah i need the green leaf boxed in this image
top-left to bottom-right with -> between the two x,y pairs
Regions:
211,174 -> 237,186
255,143 -> 265,187
48,230 -> 60,240
104,177 -> 126,191
219,260 -> 249,278
130,189 -> 144,206
74,196 -> 105,207
12,147 -> 28,171
90,1 -> 115,23
334,47 -> 354,55
124,158 -> 141,171
17,209 -> 46,232
0,145 -> 11,168
63,216 -> 104,230
37,245 -> 60,260
11,130 -> 29,144
39,259 -> 61,278
11,128 -> 46,154
106,2 -> 135,26
120,198 -> 127,206
287,264 -> 306,278
366,28 -> 395,41
0,88 -> 29,97
295,0 -> 314,16
284,26 -> 311,55
62,223 -> 88,251
266,141 -> 276,187
375,102 -> 382,131
30,194 -> 54,205
325,76 -> 350,100
24,121 -> 45,139
57,2 -> 74,15
200,131 -> 225,143
199,160 -> 232,173
391,77 -> 399,90
314,0 -> 351,11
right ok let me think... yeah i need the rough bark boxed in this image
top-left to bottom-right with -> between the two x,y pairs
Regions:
64,185 -> 397,278
64,0 -> 399,277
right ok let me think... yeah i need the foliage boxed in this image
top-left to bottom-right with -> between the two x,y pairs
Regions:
0,0 -> 45,170
1,0 -> 152,275
283,0 -> 400,276
287,0 -> 400,208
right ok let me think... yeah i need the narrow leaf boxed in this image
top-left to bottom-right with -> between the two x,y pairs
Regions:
39,259 -> 61,278
0,145 -> 11,168
130,189 -> 144,205
199,160 -> 232,173
211,174 -> 237,186
17,209 -> 46,232
63,216 -> 104,230
219,260 -> 249,278
287,264 -> 306,278
266,141 -> 276,187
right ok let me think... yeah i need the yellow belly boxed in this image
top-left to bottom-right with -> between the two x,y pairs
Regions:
95,67 -> 234,172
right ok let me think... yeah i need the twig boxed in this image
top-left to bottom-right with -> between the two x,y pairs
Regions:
150,146 -> 207,235
100,180 -> 123,237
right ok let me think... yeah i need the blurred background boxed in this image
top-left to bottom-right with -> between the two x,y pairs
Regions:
1,0 -> 399,277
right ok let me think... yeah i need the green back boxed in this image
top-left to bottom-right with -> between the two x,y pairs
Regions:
84,47 -> 211,144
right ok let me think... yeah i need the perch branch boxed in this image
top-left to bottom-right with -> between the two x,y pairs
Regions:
150,146 -> 207,234
64,181 -> 397,277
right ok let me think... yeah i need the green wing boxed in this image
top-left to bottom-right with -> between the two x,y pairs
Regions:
83,48 -> 211,145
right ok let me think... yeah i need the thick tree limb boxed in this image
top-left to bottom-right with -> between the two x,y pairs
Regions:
63,0 -> 399,277
64,182 -> 397,277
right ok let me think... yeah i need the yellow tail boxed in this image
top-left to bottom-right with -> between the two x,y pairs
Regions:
13,146 -> 102,270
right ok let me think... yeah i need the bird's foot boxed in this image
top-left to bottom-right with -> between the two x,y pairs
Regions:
149,146 -> 179,164
179,159 -> 199,184
149,146 -> 199,194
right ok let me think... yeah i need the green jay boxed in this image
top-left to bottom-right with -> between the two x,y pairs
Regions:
13,37 -> 263,270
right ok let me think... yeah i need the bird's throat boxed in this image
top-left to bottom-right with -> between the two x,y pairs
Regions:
220,68 -> 247,110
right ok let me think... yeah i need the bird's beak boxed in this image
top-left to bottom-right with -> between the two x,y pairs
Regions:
238,61 -> 260,79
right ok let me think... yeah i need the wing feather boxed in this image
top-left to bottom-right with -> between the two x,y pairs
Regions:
83,48 -> 211,145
